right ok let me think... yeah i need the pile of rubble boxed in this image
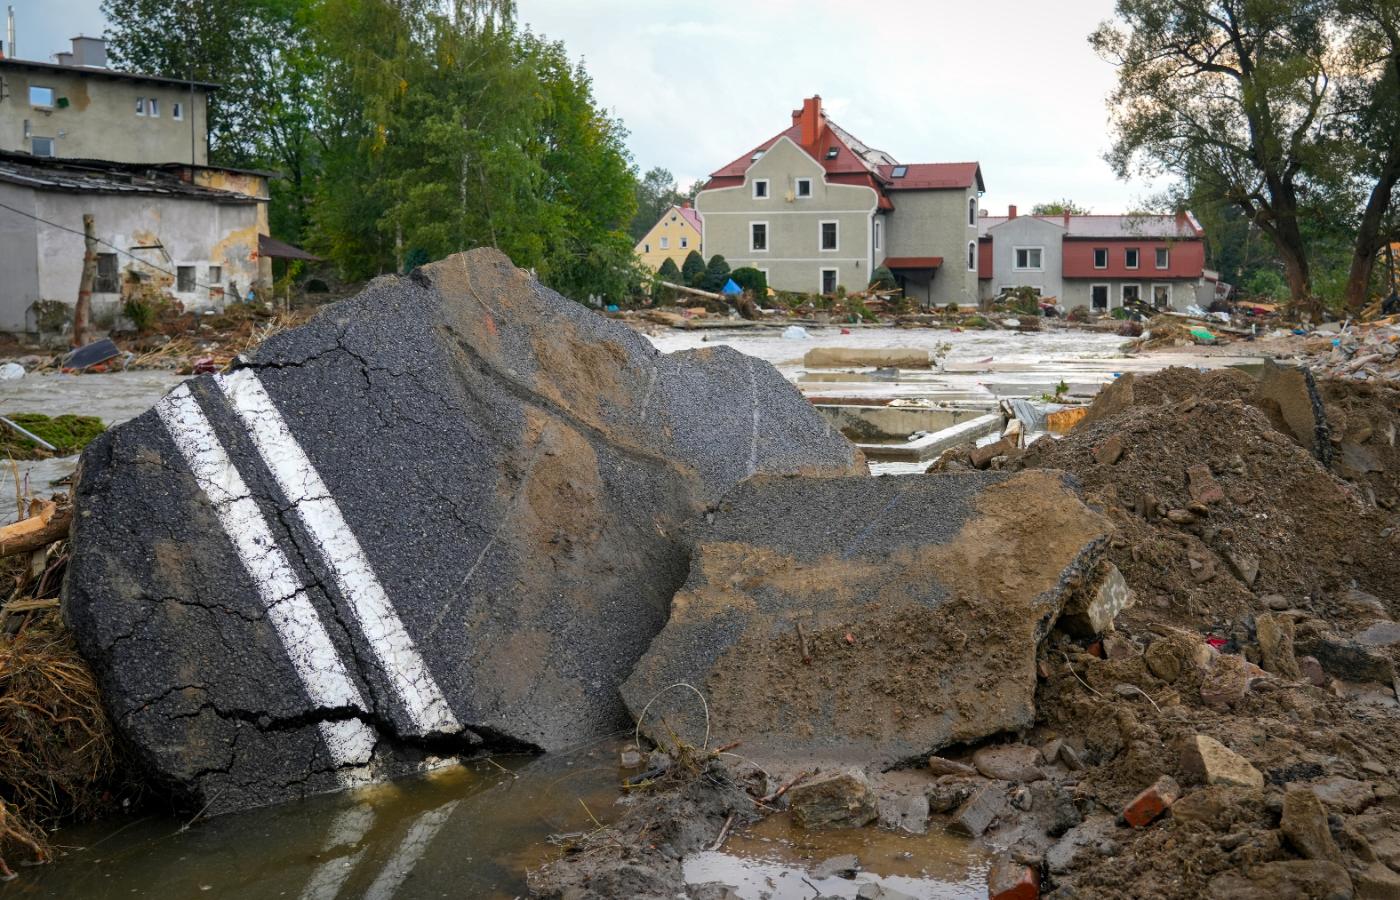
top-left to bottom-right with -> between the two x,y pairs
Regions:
1300,319 -> 1400,385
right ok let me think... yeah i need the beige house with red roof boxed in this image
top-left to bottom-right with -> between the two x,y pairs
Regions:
695,96 -> 984,307
634,202 -> 703,271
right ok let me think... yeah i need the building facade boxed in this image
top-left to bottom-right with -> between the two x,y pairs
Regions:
695,96 -> 984,307
0,153 -> 270,334
0,37 -> 213,165
978,207 -> 1209,311
634,202 -> 702,271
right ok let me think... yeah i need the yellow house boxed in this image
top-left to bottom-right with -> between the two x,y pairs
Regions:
635,203 -> 703,271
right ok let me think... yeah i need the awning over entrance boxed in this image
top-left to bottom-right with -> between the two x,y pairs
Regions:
882,256 -> 943,271
258,233 -> 322,261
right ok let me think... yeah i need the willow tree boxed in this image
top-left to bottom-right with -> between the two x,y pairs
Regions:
1092,0 -> 1335,300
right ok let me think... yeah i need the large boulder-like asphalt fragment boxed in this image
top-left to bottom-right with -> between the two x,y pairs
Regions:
63,248 -> 863,813
622,470 -> 1110,768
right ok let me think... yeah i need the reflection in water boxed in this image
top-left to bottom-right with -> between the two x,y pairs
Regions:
2,741 -> 985,900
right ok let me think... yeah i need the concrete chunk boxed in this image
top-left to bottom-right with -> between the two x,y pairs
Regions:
622,470 -> 1110,767
1178,735 -> 1264,789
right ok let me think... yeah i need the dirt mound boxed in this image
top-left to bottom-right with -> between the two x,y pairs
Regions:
1078,367 -> 1255,429
1319,378 -> 1400,509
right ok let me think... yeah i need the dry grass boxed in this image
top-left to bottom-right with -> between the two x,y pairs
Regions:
0,541 -> 120,878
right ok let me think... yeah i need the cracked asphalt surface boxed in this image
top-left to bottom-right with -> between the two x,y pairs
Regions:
63,249 -> 864,813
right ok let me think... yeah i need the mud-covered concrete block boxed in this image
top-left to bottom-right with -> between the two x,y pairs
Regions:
622,469 -> 1110,767
64,249 -> 864,814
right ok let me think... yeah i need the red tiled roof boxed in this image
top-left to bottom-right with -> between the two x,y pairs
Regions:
883,256 -> 943,270
675,205 -> 703,232
877,163 -> 983,191
978,213 -> 1202,239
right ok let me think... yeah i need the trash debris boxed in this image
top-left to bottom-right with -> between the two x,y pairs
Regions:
0,363 -> 24,381
782,325 -> 810,340
62,338 -> 120,371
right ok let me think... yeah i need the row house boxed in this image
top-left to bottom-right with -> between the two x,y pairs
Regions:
696,96 -> 985,307
977,207 -> 1210,311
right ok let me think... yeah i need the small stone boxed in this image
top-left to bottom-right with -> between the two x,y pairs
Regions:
1094,434 -> 1125,465
1281,788 -> 1342,863
1145,641 -> 1183,683
1225,551 -> 1260,587
1262,593 -> 1292,611
1167,508 -> 1198,525
811,853 -> 861,879
973,744 -> 1046,782
1187,464 -> 1226,504
1012,785 -> 1033,811
877,792 -> 929,835
788,768 -> 878,829
987,854 -> 1040,900
1257,613 -> 1301,680
1354,621 -> 1400,648
1057,743 -> 1086,772
1361,759 -> 1389,777
1199,655 -> 1250,707
927,756 -> 978,777
1039,738 -> 1065,766
950,783 -> 1006,837
619,746 -> 644,769
1298,655 -> 1329,687
1342,587 -> 1387,616
926,777 -> 978,814
1103,633 -> 1141,660
1178,734 -> 1264,789
1123,775 -> 1180,827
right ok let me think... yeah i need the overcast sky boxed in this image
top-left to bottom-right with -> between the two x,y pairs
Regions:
14,0 -> 1163,213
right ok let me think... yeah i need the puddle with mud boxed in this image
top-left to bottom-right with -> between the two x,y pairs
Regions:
2,741 -> 985,899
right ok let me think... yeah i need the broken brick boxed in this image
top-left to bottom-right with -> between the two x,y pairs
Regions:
1123,775 -> 1180,827
988,855 -> 1041,900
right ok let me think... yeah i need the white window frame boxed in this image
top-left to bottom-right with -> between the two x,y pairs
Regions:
1151,283 -> 1173,308
172,101 -> 184,121
1013,246 -> 1045,272
968,196 -> 977,227
795,177 -> 812,198
659,236 -> 669,250
680,236 -> 688,249
873,220 -> 882,252
1125,248 -> 1140,269
135,96 -> 146,116
1093,248 -> 1108,269
752,178 -> 770,199
820,268 -> 839,294
968,240 -> 977,271
1090,283 -> 1110,309
149,97 -> 160,117
750,221 -> 769,253
1155,247 -> 1170,269
1121,283 -> 1142,303
818,220 -> 839,252
29,85 -> 55,108
29,136 -> 55,157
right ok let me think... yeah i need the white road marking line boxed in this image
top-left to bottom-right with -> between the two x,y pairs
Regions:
216,369 -> 461,736
156,384 -> 377,779
362,800 -> 461,900
300,804 -> 377,900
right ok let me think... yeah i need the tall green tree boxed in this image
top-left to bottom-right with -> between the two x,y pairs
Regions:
1092,0 -> 1336,300
631,167 -> 683,241
1031,199 -> 1091,215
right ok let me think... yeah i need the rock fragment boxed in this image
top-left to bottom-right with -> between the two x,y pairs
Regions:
788,769 -> 878,829
951,782 -> 1006,837
1257,613 -> 1301,679
1281,788 -> 1342,863
1178,735 -> 1264,789
973,744 -> 1047,783
1058,562 -> 1134,637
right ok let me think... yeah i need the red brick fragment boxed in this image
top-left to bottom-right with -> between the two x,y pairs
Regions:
1123,775 -> 1181,827
988,857 -> 1040,899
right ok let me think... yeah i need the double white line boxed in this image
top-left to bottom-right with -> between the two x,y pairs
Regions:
155,370 -> 459,782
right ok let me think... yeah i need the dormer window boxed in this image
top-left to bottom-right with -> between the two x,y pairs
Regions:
751,151 -> 764,162
891,165 -> 908,178
825,147 -> 839,159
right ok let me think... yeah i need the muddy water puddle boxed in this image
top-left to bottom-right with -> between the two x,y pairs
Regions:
3,741 -> 985,899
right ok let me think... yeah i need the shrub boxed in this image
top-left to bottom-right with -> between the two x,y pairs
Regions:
700,254 -> 731,292
1066,305 -> 1090,323
868,266 -> 897,291
962,315 -> 990,328
122,297 -> 158,332
681,250 -> 706,287
729,266 -> 767,298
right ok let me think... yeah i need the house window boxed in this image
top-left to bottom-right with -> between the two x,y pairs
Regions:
1014,247 -> 1044,271
968,197 -> 977,226
891,165 -> 907,177
1152,283 -> 1172,308
136,97 -> 146,116
1093,248 -> 1108,269
177,265 -> 196,292
660,237 -> 669,250
820,268 -> 838,294
680,237 -> 688,249
795,178 -> 812,198
750,222 -> 768,252
825,147 -> 839,160
1125,248 -> 1140,269
29,86 -> 55,108
1155,247 -> 1170,269
819,221 -> 838,251
149,98 -> 160,117
94,253 -> 120,293
643,243 -> 650,253
1122,283 -> 1141,304
873,220 -> 882,252
753,179 -> 769,199
1091,284 -> 1109,309
172,101 -> 183,121
968,241 -> 976,271
208,265 -> 222,284
30,136 -> 55,157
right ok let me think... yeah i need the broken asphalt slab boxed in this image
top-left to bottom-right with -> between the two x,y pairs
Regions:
63,248 -> 864,814
621,469 -> 1111,769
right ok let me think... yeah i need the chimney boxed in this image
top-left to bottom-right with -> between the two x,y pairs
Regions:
70,35 -> 107,68
795,95 -> 822,152
681,201 -> 691,209
1008,204 -> 1018,219
1063,211 -> 1071,228
55,51 -> 73,66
